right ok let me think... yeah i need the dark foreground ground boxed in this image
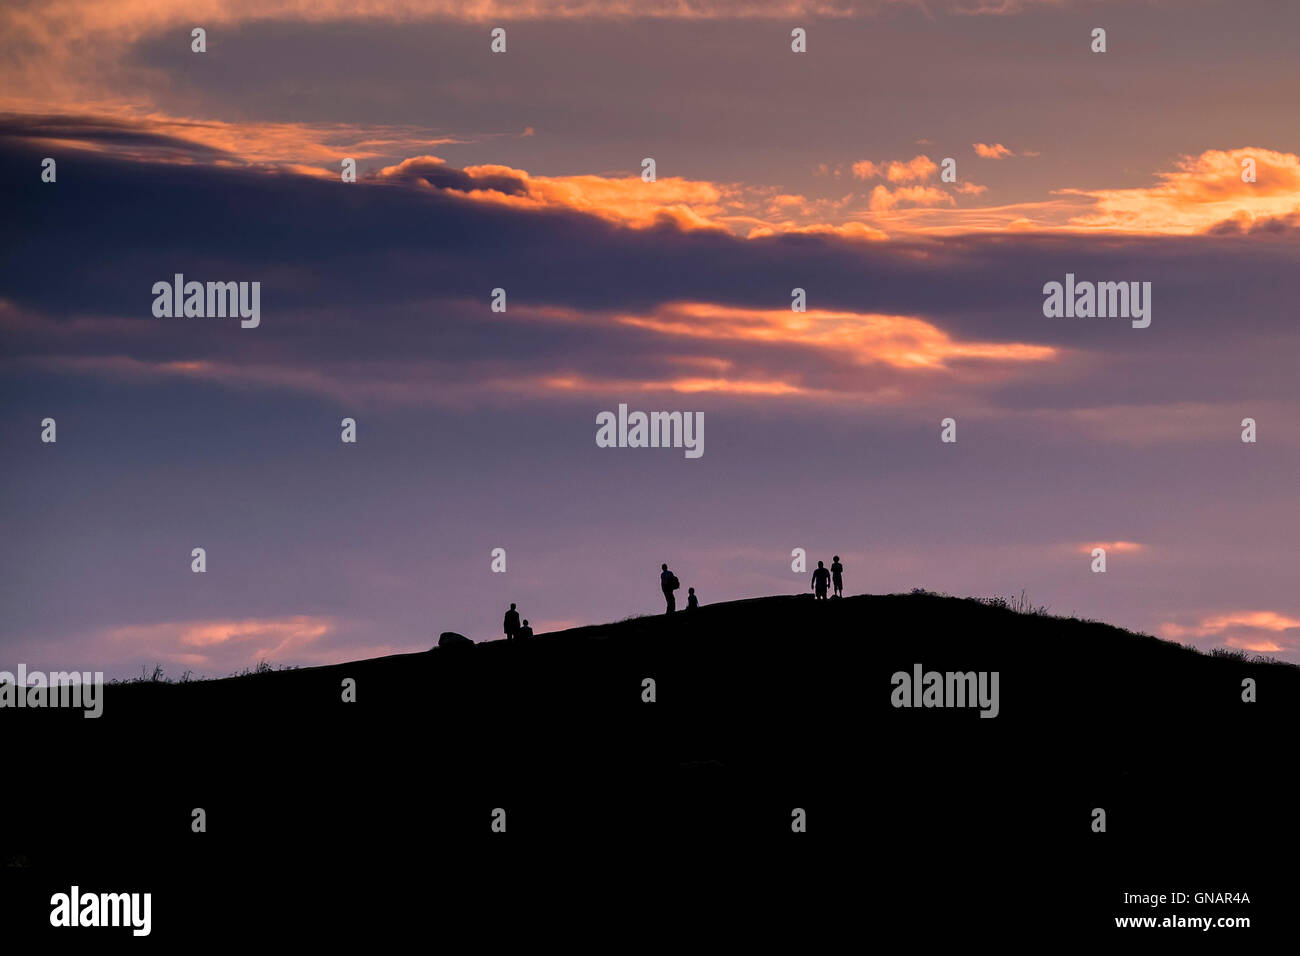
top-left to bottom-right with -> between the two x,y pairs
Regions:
3,592 -> 1297,943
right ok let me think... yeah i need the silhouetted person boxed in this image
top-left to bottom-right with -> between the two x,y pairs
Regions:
660,563 -> 680,614
518,619 -> 533,639
503,603 -> 521,640
686,587 -> 699,610
831,556 -> 844,598
811,561 -> 830,600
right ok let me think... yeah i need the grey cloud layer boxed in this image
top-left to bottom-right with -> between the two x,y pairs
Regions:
3,129 -> 1298,416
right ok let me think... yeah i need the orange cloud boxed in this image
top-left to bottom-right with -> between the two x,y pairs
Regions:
1199,611 -> 1300,633
11,293 -> 1061,408
887,155 -> 939,183
745,221 -> 889,240
104,615 -> 335,664
868,184 -> 955,211
852,155 -> 937,183
540,373 -> 807,396
377,155 -> 735,232
378,156 -> 892,238
614,301 -> 1058,370
17,106 -> 1294,242
974,143 -> 1014,159
861,147 -> 1300,235
851,160 -> 881,180
1225,638 -> 1285,652
1158,610 -> 1300,656
1060,147 -> 1300,234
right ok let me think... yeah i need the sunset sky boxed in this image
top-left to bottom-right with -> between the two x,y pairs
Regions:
3,0 -> 1298,677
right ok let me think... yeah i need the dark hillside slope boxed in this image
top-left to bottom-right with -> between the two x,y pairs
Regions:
5,592 -> 1296,938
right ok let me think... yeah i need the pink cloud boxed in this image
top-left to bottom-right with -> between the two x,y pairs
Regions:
1077,540 -> 1144,554
104,615 -> 335,663
1159,610 -> 1300,658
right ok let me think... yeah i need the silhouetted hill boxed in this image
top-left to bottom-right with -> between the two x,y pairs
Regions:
5,592 -> 1296,940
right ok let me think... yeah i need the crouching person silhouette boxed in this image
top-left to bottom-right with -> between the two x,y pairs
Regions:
686,587 -> 699,610
518,619 -> 534,639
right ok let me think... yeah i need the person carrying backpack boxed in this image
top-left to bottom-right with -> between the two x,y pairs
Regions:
660,563 -> 680,614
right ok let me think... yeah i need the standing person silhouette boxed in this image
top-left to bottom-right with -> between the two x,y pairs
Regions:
503,603 -> 521,640
831,556 -> 844,599
686,587 -> 699,610
660,563 -> 680,614
811,561 -> 830,600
